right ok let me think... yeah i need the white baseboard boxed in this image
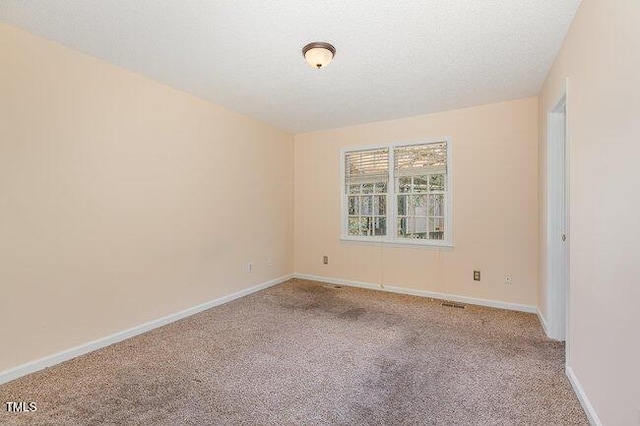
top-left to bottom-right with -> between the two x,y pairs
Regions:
0,274 -> 293,386
537,308 -> 550,337
566,365 -> 602,426
294,273 -> 537,313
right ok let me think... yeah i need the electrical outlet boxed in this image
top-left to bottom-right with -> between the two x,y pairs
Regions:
247,262 -> 253,273
473,270 -> 481,281
323,255 -> 329,265
504,275 -> 512,285
267,258 -> 273,267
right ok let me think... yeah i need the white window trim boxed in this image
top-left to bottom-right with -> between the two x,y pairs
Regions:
340,137 -> 454,248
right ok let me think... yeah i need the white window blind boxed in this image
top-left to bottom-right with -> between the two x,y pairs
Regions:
344,148 -> 389,187
394,142 -> 447,176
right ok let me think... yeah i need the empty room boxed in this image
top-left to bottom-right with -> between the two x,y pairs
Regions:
1,1 -> 638,425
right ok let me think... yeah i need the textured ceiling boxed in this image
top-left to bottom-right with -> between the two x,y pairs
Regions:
0,1 -> 581,133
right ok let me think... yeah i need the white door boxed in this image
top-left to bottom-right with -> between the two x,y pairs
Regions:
547,95 -> 568,341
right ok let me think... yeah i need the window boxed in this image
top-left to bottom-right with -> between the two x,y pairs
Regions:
341,139 -> 452,247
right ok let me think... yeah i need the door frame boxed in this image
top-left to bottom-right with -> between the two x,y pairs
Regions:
546,78 -> 570,347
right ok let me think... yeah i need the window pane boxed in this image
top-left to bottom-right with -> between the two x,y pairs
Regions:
348,196 -> 359,215
349,184 -> 360,194
348,217 -> 360,235
405,217 -> 415,237
361,217 -> 373,235
409,195 -> 427,216
414,176 -> 428,193
399,177 -> 411,193
397,195 -> 407,215
375,182 -> 387,193
429,174 -> 445,191
397,217 -> 408,236
361,196 -> 373,215
398,217 -> 429,239
429,194 -> 444,216
429,218 -> 445,240
415,217 -> 428,236
362,183 -> 374,194
374,195 -> 386,215
374,217 -> 386,236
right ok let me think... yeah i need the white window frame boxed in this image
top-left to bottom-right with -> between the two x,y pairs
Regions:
340,137 -> 453,248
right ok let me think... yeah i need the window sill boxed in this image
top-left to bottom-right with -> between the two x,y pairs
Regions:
340,237 -> 454,250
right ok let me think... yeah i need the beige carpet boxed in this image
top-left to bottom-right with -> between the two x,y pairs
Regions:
0,279 -> 588,425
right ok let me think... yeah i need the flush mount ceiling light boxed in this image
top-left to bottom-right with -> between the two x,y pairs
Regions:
302,42 -> 336,69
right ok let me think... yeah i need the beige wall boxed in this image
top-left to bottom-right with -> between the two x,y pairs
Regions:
538,1 -> 640,425
295,98 -> 539,307
0,24 -> 294,373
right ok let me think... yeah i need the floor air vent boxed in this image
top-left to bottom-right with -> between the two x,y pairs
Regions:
442,301 -> 466,309
323,284 -> 342,289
